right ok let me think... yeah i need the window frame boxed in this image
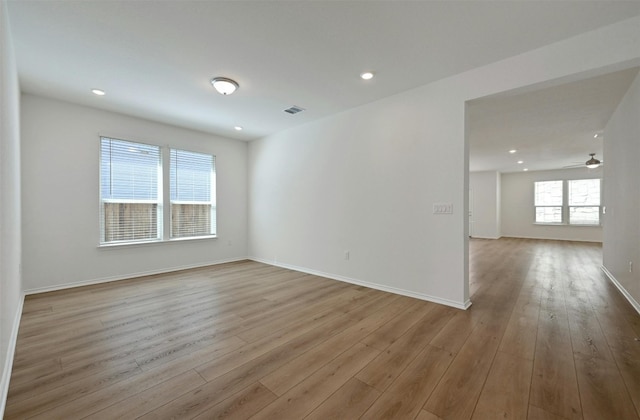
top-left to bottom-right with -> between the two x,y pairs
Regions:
99,137 -> 163,245
99,136 -> 217,247
533,178 -> 602,227
567,178 -> 601,226
534,180 -> 564,224
169,148 -> 217,239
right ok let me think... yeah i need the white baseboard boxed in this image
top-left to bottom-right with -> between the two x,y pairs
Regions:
500,235 -> 602,243
469,235 -> 502,240
601,265 -> 640,315
0,294 -> 24,419
250,257 -> 471,310
24,257 -> 249,295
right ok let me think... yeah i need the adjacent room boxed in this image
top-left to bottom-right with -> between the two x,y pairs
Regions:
1,1 -> 639,418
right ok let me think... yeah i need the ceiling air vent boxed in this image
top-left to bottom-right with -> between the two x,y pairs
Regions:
284,105 -> 305,115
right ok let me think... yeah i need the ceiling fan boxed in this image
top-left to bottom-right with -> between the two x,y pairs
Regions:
563,153 -> 603,169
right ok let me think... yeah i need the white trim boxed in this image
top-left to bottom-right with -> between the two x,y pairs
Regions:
98,234 -> 218,249
532,223 -> 602,227
501,235 -> 602,243
601,265 -> 640,315
1,294 -> 24,419
469,236 -> 502,240
23,257 -> 247,295
250,257 -> 472,310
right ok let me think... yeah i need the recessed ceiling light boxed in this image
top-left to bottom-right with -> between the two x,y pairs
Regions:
594,133 -> 599,138
509,149 -> 517,154
234,126 -> 243,131
92,89 -> 105,96
211,77 -> 239,95
360,71 -> 375,80
517,160 -> 524,164
523,168 -> 529,171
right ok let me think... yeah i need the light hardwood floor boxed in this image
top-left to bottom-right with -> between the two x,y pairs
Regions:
5,238 -> 640,419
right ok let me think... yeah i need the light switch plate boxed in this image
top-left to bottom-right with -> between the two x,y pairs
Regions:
433,203 -> 453,214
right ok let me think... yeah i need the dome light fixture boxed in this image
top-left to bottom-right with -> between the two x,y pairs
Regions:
211,77 -> 239,95
234,126 -> 243,131
586,153 -> 601,169
92,89 -> 105,96
509,149 -> 517,154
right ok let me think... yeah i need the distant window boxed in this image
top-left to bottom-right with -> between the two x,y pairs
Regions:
170,149 -> 216,238
100,137 -> 161,244
568,179 -> 600,225
533,179 -> 601,226
534,180 -> 563,223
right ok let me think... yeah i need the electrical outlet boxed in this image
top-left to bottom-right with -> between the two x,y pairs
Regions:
344,251 -> 350,261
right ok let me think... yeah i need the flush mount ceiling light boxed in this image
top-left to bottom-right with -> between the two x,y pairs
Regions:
509,149 -> 517,154
586,153 -> 601,169
234,126 -> 243,131
360,71 -> 375,80
517,160 -> 524,164
91,89 -> 105,96
211,77 -> 239,95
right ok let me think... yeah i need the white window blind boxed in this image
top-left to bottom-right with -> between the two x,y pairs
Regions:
569,179 -> 600,225
170,149 -> 216,238
534,180 -> 563,223
100,137 -> 161,243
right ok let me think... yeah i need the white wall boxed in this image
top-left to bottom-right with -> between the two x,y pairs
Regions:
248,16 -> 639,309
0,0 -> 22,416
21,94 -> 248,292
603,71 -> 640,311
469,171 -> 501,239
249,85 -> 470,308
501,168 -> 603,242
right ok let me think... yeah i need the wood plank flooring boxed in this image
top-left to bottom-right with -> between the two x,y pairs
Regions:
6,238 -> 640,419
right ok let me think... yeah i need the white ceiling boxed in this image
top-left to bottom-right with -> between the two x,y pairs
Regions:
468,67 -> 640,173
6,1 -> 640,169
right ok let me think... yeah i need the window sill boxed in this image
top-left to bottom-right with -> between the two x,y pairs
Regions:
533,223 -> 601,227
169,235 -> 218,242
98,235 -> 217,249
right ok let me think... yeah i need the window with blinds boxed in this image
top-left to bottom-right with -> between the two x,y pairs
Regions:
100,137 -> 161,244
170,149 -> 216,238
